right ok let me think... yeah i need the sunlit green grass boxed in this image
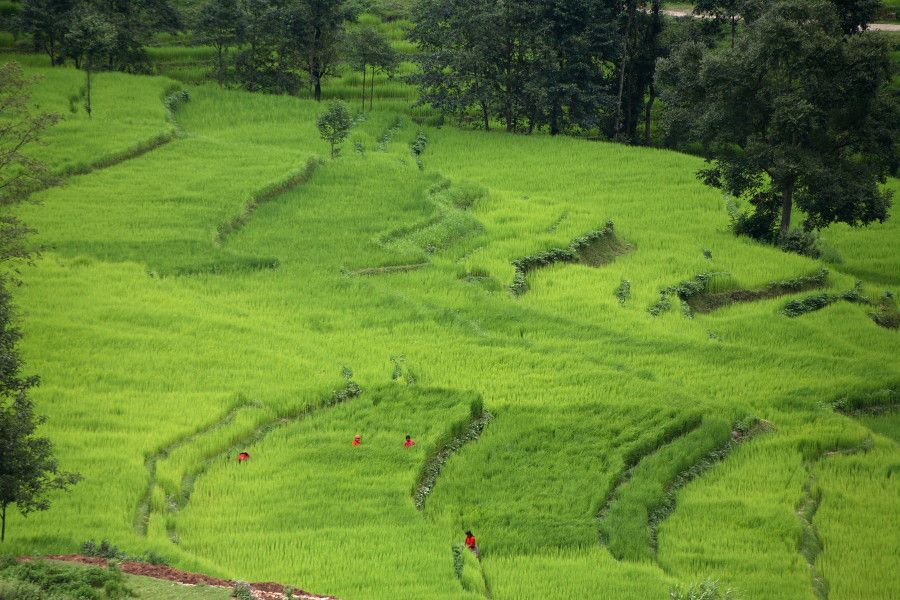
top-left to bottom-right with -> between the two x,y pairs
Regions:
2,55 -> 898,600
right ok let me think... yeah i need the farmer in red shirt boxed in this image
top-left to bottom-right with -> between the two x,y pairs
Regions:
352,434 -> 362,446
237,452 -> 250,462
465,530 -> 480,558
404,434 -> 416,447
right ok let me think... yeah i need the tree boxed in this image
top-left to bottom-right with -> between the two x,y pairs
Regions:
0,63 -> 79,543
294,0 -> 351,101
832,0 -> 880,32
317,100 -> 352,157
196,0 -> 246,85
0,62 -> 59,263
18,0 -> 74,65
658,0 -> 897,241
347,25 -> 398,111
64,6 -> 116,117
694,0 -> 744,47
0,312 -> 81,542
235,0 -> 300,94
410,0 -> 618,134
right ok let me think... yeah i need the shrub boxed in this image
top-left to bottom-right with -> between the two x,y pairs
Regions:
614,279 -> 631,305
731,206 -> 777,242
82,538 -> 125,560
0,578 -> 43,600
232,582 -> 253,600
2,560 -> 133,600
778,229 -> 821,258
163,89 -> 190,114
670,578 -> 739,600
871,292 -> 899,329
317,101 -> 353,158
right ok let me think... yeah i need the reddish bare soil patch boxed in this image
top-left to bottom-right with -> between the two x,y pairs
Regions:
22,555 -> 338,600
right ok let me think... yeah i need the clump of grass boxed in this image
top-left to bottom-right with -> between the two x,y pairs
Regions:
511,221 -> 630,295
669,578 -> 740,600
870,291 -> 899,329
781,281 -> 870,317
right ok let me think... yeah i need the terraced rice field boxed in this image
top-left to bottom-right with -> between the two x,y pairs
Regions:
3,55 -> 898,599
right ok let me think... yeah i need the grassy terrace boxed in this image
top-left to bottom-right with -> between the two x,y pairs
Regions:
0,48 -> 897,600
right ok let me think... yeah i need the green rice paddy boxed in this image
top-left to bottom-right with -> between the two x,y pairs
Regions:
2,53 -> 897,600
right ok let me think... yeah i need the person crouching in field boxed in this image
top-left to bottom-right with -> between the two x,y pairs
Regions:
237,452 -> 250,462
352,434 -> 362,446
465,530 -> 480,558
404,434 -> 416,447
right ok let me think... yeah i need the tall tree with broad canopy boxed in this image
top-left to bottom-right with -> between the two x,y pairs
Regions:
64,6 -> 116,116
196,0 -> 246,85
18,0 -> 75,65
347,25 -> 398,111
0,63 -> 79,543
410,0 -> 618,134
657,0 -> 897,242
294,0 -> 353,101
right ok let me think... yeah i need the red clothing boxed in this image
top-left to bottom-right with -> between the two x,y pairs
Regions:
404,439 -> 416,447
352,437 -> 361,446
465,535 -> 477,550
237,452 -> 250,462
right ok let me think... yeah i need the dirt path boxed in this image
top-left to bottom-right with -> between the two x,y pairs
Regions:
661,8 -> 900,30
22,555 -> 338,600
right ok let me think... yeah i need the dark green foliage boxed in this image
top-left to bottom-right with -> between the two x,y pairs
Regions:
233,0 -> 301,94
831,382 -> 899,414
669,578 -> 740,600
651,269 -> 830,316
317,101 -> 353,158
614,279 -> 631,305
295,0 -> 353,101
81,538 -> 125,560
232,582 -> 253,600
22,0 -> 180,72
162,88 -> 190,114
870,292 -> 899,329
195,0 -> 245,84
376,117 -> 402,151
0,280 -> 81,542
782,282 -> 870,317
347,25 -> 398,110
409,131 -> 427,170
323,379 -> 361,408
0,63 -> 59,265
777,229 -> 821,258
511,222 -> 628,295
658,0 -> 897,240
409,0 -> 619,134
0,559 -> 133,599
18,0 -> 74,65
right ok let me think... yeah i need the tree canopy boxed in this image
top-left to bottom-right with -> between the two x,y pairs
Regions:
657,0 -> 897,242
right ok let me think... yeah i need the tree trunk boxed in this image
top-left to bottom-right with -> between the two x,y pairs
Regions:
361,66 -> 366,111
370,65 -> 375,111
481,100 -> 490,131
85,59 -> 93,118
217,45 -> 225,86
780,180 -> 795,234
2,503 -> 6,542
549,97 -> 561,135
643,83 -> 655,146
731,17 -> 736,49
614,0 -> 637,140
314,74 -> 322,102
